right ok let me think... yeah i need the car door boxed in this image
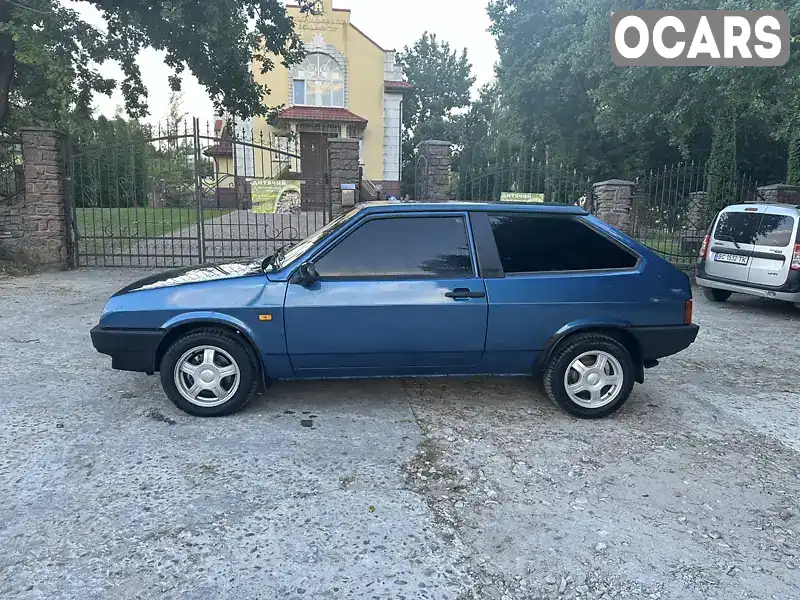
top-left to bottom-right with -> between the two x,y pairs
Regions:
746,208 -> 798,287
705,206 -> 761,282
283,212 -> 488,376
476,212 -> 644,374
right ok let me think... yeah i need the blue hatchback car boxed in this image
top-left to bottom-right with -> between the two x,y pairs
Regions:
91,202 -> 699,419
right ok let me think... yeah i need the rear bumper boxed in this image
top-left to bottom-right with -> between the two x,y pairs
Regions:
696,276 -> 800,303
628,324 -> 700,361
90,326 -> 163,374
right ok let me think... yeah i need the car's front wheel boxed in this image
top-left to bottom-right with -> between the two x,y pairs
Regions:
543,333 -> 636,419
160,328 -> 259,417
702,287 -> 732,302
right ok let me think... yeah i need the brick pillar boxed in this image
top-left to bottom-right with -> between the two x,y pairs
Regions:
757,184 -> 800,205
592,179 -> 635,233
416,140 -> 452,201
19,128 -> 72,269
328,138 -> 360,217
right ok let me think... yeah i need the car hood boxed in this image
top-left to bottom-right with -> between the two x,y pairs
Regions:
113,259 -> 265,296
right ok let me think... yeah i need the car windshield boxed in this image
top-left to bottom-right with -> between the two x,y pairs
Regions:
265,207 -> 364,272
714,211 -> 796,248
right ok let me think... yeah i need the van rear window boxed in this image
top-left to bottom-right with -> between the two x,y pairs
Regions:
714,212 -> 796,248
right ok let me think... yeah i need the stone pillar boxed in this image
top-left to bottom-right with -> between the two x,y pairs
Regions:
757,184 -> 800,206
328,138 -> 360,217
685,191 -> 709,231
592,179 -> 635,233
416,140 -> 452,201
13,128 -> 72,269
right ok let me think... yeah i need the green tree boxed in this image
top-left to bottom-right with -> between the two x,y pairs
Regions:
706,106 -> 738,218
484,0 -> 799,181
150,91 -> 197,207
398,32 -> 475,195
0,0 -> 314,132
72,114 -> 151,208
788,129 -> 800,185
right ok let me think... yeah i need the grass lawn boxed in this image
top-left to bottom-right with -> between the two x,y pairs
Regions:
641,235 -> 682,257
74,207 -> 231,240
637,233 -> 702,269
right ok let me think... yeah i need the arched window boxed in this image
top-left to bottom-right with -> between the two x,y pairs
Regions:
293,53 -> 345,107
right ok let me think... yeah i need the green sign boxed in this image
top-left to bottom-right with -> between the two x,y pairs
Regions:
500,192 -> 545,203
251,180 -> 302,214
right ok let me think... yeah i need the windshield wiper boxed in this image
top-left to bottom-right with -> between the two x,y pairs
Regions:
715,234 -> 741,250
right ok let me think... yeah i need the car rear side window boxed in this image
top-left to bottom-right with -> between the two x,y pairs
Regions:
714,212 -> 796,248
315,216 -> 474,278
488,215 -> 637,274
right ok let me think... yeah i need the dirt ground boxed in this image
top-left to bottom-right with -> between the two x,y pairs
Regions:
1,268 -> 799,600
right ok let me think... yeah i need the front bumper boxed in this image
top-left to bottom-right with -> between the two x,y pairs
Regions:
628,324 -> 700,362
696,276 -> 800,303
90,326 -> 164,374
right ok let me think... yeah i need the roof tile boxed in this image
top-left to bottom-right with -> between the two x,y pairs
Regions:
279,106 -> 368,125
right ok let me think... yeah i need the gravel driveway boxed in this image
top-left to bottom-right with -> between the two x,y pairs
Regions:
1,269 -> 799,600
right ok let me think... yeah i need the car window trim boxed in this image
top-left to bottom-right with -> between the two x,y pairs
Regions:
468,212 -> 505,278
483,212 -> 642,276
307,212 -> 480,282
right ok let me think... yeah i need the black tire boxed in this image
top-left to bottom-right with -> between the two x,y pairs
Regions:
702,287 -> 732,302
159,327 -> 259,417
543,333 -> 636,419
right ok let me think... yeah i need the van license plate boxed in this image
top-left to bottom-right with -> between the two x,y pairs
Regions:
715,253 -> 749,265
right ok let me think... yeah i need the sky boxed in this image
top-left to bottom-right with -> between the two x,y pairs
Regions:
68,0 -> 499,126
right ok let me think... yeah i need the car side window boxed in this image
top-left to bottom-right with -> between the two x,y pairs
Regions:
314,216 -> 474,279
488,214 -> 638,274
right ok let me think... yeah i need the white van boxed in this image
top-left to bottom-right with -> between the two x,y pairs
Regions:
695,204 -> 800,306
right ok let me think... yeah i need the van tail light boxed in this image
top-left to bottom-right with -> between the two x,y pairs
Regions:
684,300 -> 693,324
698,234 -> 710,261
696,234 -> 711,277
792,244 -> 800,271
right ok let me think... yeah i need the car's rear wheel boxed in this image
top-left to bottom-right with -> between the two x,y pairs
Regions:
702,287 -> 732,302
160,328 -> 259,417
543,333 -> 636,419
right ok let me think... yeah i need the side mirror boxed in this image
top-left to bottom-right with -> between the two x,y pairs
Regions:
295,261 -> 320,285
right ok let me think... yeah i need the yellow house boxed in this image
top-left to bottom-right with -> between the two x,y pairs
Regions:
207,0 -> 411,205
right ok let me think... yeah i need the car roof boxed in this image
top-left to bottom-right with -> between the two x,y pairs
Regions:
357,200 -> 588,216
721,203 -> 800,216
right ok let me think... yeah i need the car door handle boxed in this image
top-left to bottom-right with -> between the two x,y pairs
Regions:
445,288 -> 486,299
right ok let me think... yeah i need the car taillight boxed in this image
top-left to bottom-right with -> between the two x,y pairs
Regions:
698,234 -> 710,260
684,299 -> 693,324
792,244 -> 800,271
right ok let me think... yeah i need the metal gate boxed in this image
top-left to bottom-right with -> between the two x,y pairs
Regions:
70,118 -> 332,267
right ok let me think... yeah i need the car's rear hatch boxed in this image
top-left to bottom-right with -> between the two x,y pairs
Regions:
746,207 -> 798,287
706,205 -> 798,287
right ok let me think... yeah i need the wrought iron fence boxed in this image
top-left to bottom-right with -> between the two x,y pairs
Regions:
413,139 -> 767,271
627,163 -> 763,270
453,145 -> 594,206
0,134 -> 25,246
414,153 -> 428,200
71,118 -> 331,267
